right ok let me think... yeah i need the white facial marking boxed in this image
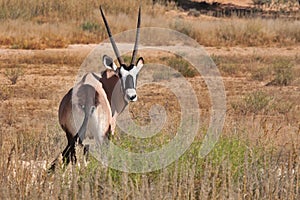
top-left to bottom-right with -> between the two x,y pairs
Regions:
120,66 -> 141,102
125,89 -> 137,102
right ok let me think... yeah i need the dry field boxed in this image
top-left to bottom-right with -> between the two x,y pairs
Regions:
1,44 -> 299,199
1,0 -> 300,199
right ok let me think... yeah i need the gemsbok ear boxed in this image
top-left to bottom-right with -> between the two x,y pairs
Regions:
103,55 -> 118,71
136,57 -> 144,72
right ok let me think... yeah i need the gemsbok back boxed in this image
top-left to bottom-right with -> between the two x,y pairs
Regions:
49,6 -> 144,172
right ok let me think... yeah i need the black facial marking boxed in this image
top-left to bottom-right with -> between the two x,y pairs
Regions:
81,74 -> 88,83
91,72 -> 101,81
124,64 -> 134,71
125,75 -> 134,89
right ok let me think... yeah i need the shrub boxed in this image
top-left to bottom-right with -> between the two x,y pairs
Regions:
4,67 -> 24,85
81,21 -> 100,32
219,63 -> 238,75
267,59 -> 294,86
232,91 -> 271,115
244,91 -> 271,114
167,56 -> 198,77
152,68 -> 175,81
272,100 -> 293,115
251,67 -> 270,81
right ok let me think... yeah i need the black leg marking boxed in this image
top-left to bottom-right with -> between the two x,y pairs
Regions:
84,144 -> 90,163
62,133 -> 79,167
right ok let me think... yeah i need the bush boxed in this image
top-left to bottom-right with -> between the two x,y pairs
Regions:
152,68 -> 175,81
219,63 -> 238,75
81,21 -> 100,32
267,59 -> 294,86
167,56 -> 198,77
244,91 -> 271,114
4,67 -> 24,85
232,91 -> 271,114
251,67 -> 270,81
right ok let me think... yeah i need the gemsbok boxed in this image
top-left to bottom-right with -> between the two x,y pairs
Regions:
49,6 -> 144,172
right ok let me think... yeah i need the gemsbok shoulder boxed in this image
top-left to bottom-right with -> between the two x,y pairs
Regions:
49,6 -> 144,172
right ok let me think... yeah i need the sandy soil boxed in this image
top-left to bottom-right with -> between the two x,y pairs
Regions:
205,46 -> 300,57
1,44 -> 298,58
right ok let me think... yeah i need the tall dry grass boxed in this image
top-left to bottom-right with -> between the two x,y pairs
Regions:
188,18 -> 300,46
0,0 -> 158,21
0,0 -> 168,48
1,124 -> 300,199
0,0 -> 299,48
1,46 -> 300,199
0,1 -> 300,199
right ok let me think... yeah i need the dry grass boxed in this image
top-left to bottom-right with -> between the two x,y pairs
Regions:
2,134 -> 300,199
0,0 -> 299,48
189,18 -> 300,47
0,0 -> 168,48
4,67 -> 24,85
0,1 -> 300,198
0,46 -> 300,199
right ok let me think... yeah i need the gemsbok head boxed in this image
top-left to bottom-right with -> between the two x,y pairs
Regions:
48,6 -> 144,172
100,6 -> 144,104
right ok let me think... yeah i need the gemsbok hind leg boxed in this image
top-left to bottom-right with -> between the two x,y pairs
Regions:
48,128 -> 77,172
61,131 -> 77,166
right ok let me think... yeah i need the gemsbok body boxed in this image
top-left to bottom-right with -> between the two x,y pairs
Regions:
49,6 -> 144,171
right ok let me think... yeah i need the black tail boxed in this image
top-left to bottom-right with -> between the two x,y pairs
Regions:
48,114 -> 89,173
48,84 -> 97,173
62,110 -> 90,165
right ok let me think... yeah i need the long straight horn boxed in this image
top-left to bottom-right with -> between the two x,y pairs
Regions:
130,6 -> 141,66
99,6 -> 124,65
